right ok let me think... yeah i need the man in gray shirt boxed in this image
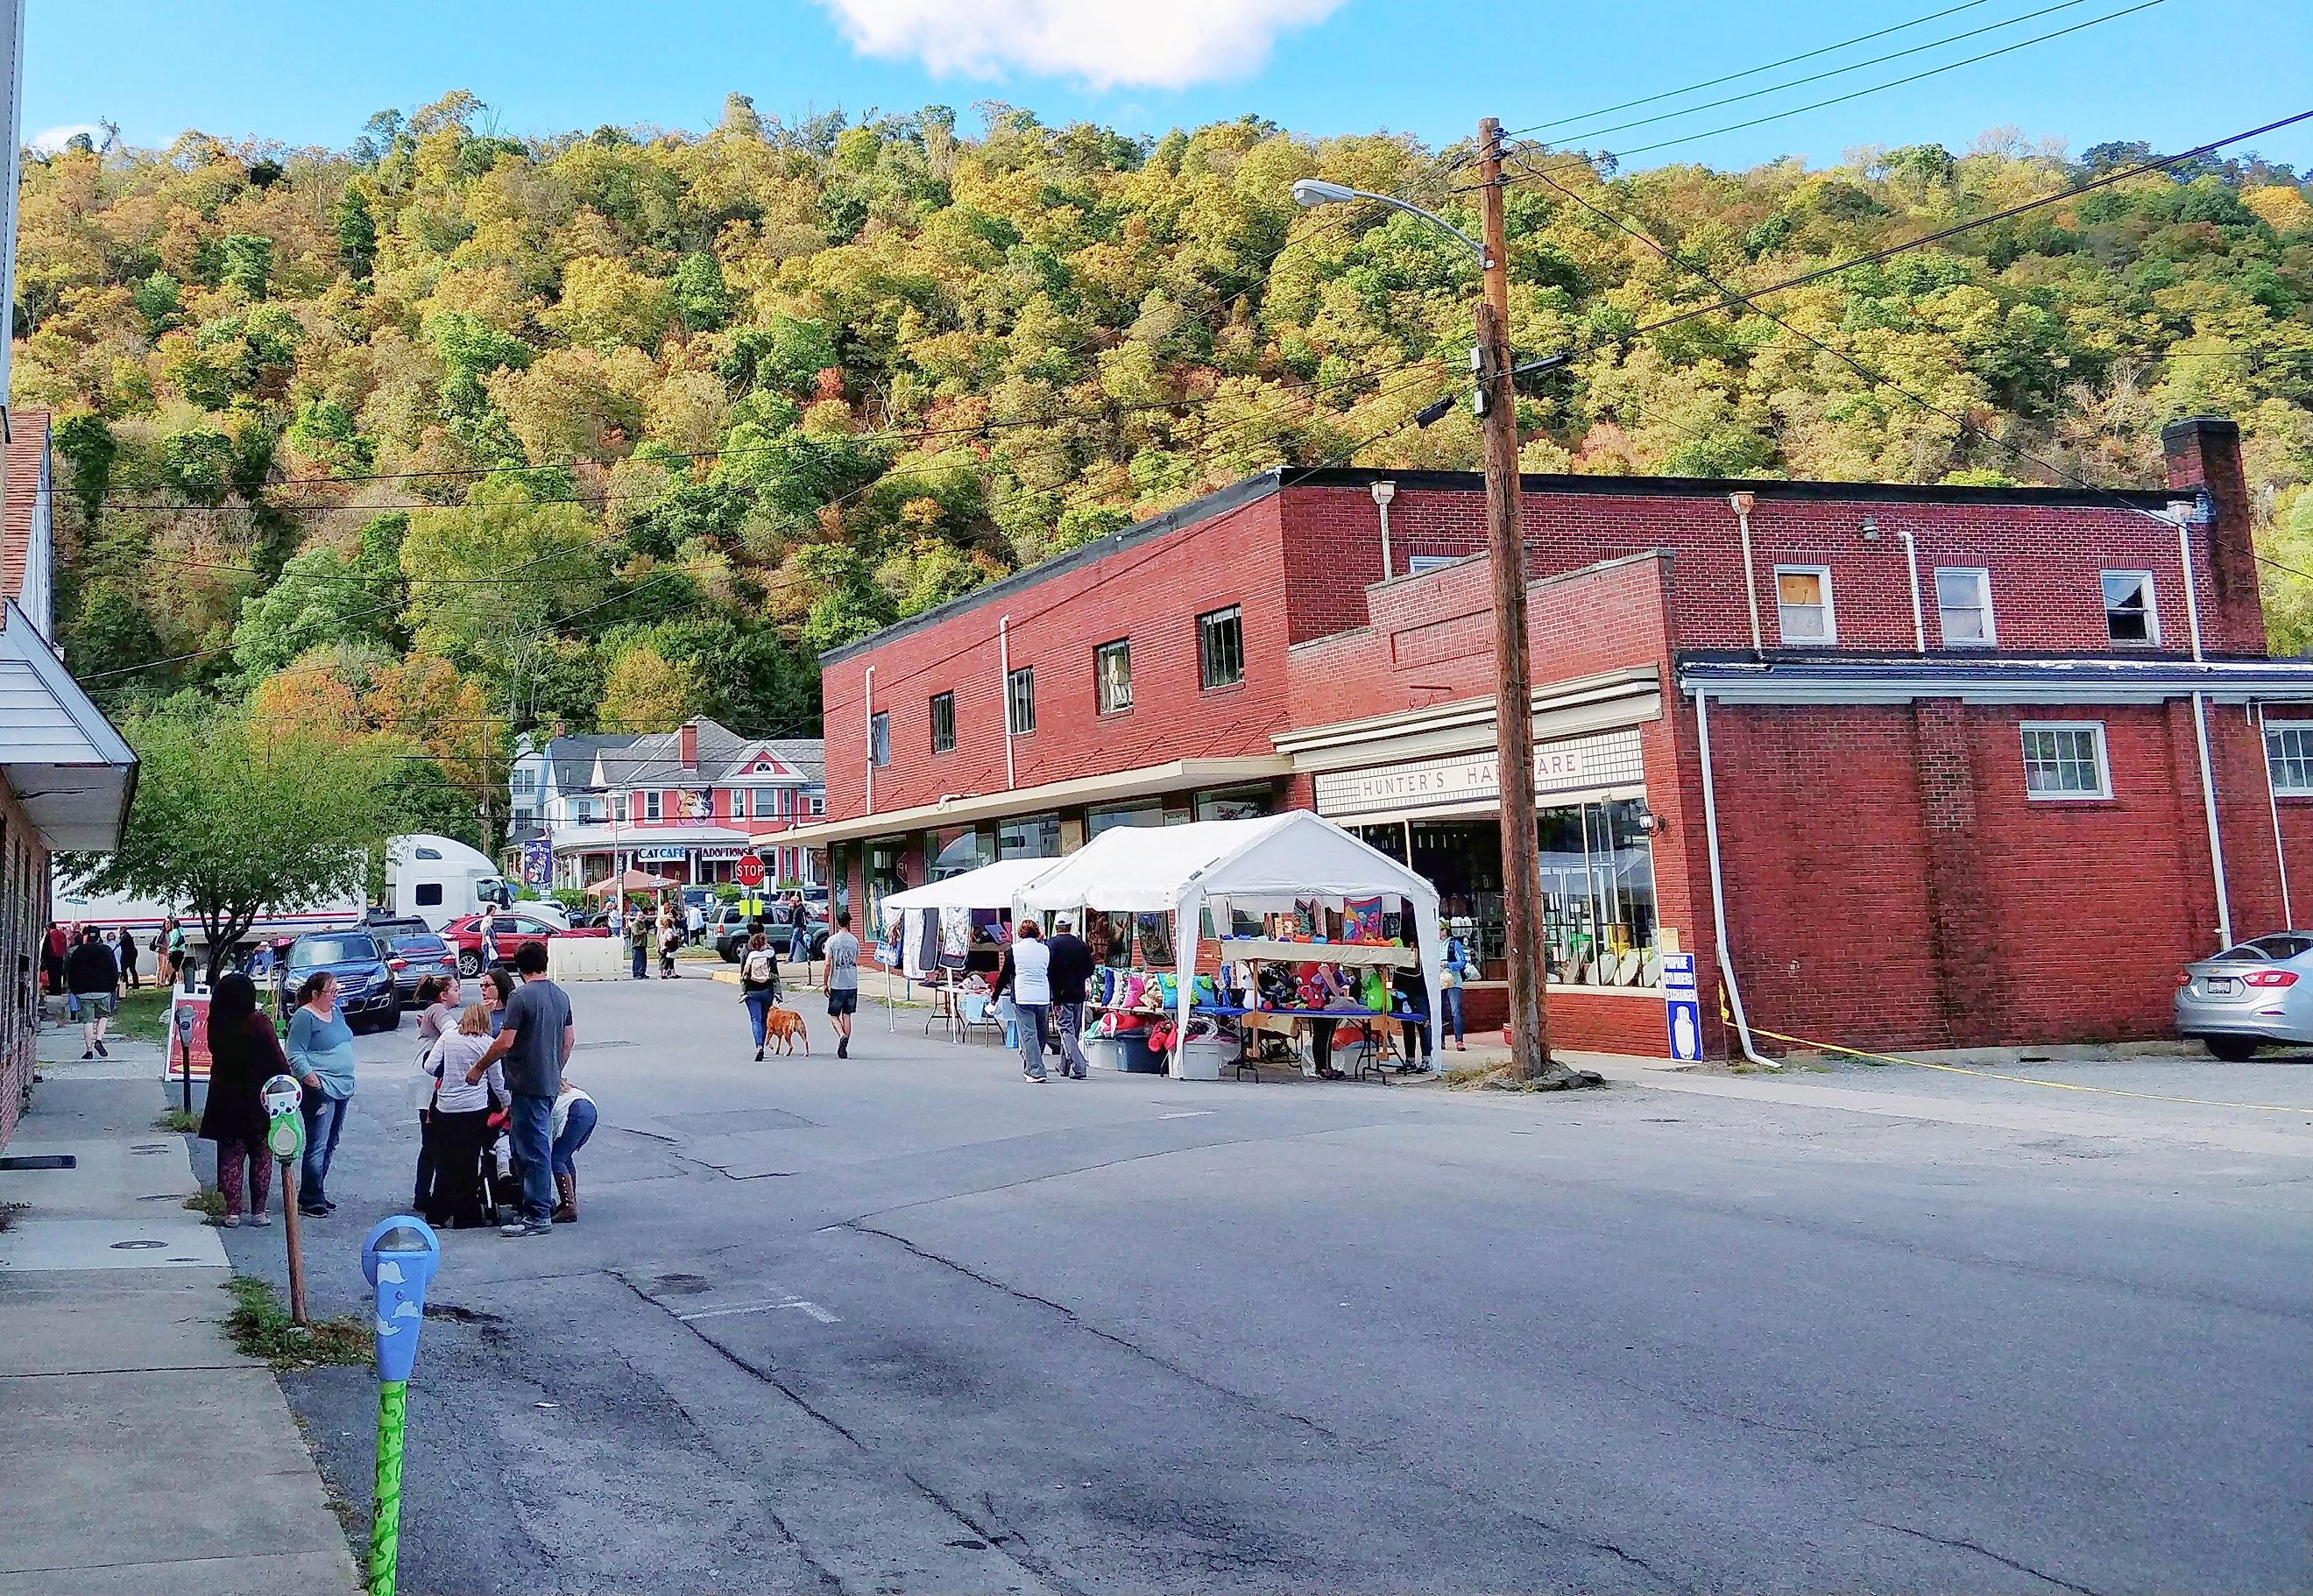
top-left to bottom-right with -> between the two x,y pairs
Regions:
472,942 -> 574,1236
824,908 -> 860,1058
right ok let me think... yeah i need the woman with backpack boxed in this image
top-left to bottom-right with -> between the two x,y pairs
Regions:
739,931 -> 782,1061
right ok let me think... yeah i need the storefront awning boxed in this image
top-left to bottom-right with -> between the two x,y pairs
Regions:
775,756 -> 1295,850
0,604 -> 136,851
1273,666 -> 1661,773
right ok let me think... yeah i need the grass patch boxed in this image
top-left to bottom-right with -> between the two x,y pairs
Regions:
113,987 -> 173,1043
153,1107 -> 200,1133
223,1275 -> 369,1371
1440,1061 -> 1608,1092
183,1186 -> 225,1224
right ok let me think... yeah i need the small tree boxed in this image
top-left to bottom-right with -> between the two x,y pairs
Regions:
59,707 -> 393,975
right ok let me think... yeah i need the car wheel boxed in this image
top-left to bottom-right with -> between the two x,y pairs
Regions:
720,938 -> 741,963
383,1000 -> 402,1030
810,932 -> 829,959
457,950 -> 481,977
2205,1035 -> 2260,1062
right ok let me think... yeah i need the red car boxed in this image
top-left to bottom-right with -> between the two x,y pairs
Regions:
439,910 -> 610,976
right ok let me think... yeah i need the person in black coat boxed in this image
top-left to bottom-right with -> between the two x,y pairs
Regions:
198,973 -> 289,1225
1044,919 -> 1096,1079
64,928 -> 120,1059
1393,961 -> 1434,1072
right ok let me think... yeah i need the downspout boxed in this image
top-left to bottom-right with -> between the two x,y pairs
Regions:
863,665 -> 875,816
1895,526 -> 1927,653
2256,703 -> 2293,929
1729,492 -> 1763,656
999,615 -> 1016,791
1694,689 -> 1778,1069
1371,480 -> 1397,580
2176,511 -> 2233,947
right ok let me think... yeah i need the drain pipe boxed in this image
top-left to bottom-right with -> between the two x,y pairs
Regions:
2255,703 -> 2293,929
1371,480 -> 1397,580
1729,492 -> 1763,655
2175,506 -> 2233,948
1694,688 -> 1778,1070
1895,526 -> 1927,653
999,615 -> 1016,791
862,666 -> 875,816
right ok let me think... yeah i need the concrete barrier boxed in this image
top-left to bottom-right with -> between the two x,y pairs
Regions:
548,937 -> 626,982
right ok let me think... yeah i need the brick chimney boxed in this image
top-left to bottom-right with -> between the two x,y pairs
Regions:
2161,415 -> 2261,654
677,720 -> 698,769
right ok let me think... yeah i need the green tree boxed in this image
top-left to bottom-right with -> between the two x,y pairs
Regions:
218,233 -> 273,299
57,706 -> 392,970
673,251 -> 731,333
53,412 -> 116,521
400,483 -> 605,678
335,183 -> 378,281
598,643 -> 699,732
230,520 -> 407,681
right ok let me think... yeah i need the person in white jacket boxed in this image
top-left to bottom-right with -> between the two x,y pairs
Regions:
991,920 -> 1053,1083
421,1004 -> 511,1227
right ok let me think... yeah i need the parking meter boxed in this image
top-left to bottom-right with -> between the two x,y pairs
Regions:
261,1074 -> 303,1162
359,1216 -> 439,1596
173,1002 -> 197,1114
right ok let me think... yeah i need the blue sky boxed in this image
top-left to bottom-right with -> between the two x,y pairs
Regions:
25,0 -> 2313,175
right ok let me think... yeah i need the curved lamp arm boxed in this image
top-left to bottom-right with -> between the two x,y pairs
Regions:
1291,180 -> 1490,269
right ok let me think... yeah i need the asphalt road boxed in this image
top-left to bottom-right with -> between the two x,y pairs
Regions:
215,973 -> 2309,1596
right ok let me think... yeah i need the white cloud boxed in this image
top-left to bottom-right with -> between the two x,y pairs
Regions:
30,124 -> 103,155
816,0 -> 1347,90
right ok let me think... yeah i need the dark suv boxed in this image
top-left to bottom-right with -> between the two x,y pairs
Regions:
712,904 -> 828,964
279,931 -> 401,1032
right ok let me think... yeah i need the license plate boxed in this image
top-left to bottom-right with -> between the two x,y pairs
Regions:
2206,977 -> 2239,994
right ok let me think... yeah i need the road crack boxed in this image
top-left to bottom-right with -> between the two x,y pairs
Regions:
1866,1520 -> 2106,1594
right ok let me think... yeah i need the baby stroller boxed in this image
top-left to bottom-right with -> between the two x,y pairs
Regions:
478,1105 -> 517,1225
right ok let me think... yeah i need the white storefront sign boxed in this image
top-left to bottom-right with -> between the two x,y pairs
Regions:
1314,729 -> 1642,819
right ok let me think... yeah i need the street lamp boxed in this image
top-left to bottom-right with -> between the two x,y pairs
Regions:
1291,125 -> 1582,1085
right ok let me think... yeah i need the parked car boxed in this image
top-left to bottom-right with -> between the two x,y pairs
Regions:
2175,932 -> 2313,1059
711,903 -> 828,964
378,926 -> 459,1001
279,931 -> 400,1032
439,909 -> 612,977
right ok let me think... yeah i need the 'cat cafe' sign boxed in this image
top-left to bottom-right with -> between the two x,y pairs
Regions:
1312,729 -> 1641,820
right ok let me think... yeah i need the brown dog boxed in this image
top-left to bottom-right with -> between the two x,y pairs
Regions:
762,1006 -> 810,1056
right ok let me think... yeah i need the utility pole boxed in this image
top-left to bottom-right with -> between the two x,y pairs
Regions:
1475,117 -> 1553,1081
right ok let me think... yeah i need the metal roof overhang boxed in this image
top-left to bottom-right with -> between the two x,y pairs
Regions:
1678,656 -> 2313,705
1273,666 -> 1663,772
0,604 -> 137,851
774,756 -> 1298,849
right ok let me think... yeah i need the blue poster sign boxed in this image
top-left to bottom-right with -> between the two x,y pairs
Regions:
1660,951 -> 1701,1063
520,838 -> 551,887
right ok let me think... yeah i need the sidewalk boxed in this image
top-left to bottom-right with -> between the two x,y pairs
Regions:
0,1030 -> 358,1595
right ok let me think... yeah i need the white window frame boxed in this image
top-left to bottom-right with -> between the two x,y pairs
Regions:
869,711 -> 891,768
2019,721 -> 2112,802
644,790 -> 661,822
2101,569 -> 2160,646
612,794 -> 627,823
1772,565 -> 1836,646
2265,721 -> 2313,797
1007,666 -> 1036,737
1934,566 -> 1996,647
1094,639 -> 1131,715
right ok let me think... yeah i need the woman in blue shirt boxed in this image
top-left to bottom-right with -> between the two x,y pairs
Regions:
286,972 -> 357,1215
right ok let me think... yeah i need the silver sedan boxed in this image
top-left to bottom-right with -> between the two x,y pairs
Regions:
2175,932 -> 2313,1059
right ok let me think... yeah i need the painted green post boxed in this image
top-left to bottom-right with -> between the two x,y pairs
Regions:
367,1379 -> 407,1596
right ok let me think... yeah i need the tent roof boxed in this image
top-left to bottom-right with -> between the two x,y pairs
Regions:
879,858 -> 1057,919
1014,812 -> 1435,915
585,868 -> 680,895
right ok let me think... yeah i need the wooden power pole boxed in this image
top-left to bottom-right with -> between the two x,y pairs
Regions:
1475,117 -> 1553,1081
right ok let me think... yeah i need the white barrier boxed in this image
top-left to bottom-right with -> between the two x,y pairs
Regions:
547,937 -> 627,982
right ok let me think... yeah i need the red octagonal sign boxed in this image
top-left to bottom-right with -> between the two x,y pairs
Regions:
733,853 -> 767,889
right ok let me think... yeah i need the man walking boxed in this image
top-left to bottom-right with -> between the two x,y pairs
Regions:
992,920 -> 1053,1084
823,908 -> 860,1058
628,908 -> 650,979
470,943 -> 574,1238
1044,917 -> 1093,1080
686,899 -> 705,947
65,926 -> 120,1060
786,893 -> 812,981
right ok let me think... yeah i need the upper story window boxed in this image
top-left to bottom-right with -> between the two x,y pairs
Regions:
2102,571 -> 2158,645
1095,639 -> 1132,714
1198,605 -> 1244,689
1007,667 -> 1036,736
810,794 -> 825,816
512,768 -> 537,793
612,794 -> 627,823
930,691 -> 956,753
1774,567 -> 1836,645
870,711 -> 890,767
2020,722 -> 2111,801
644,790 -> 662,822
2266,723 -> 2313,797
1935,568 -> 1995,646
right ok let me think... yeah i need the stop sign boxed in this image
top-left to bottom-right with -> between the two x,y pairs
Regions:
733,853 -> 767,889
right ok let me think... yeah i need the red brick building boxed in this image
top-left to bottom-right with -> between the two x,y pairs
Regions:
796,415 -> 2313,1059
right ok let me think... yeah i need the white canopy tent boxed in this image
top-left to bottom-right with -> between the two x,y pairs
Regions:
879,858 -> 1061,978
1012,811 -> 1444,1070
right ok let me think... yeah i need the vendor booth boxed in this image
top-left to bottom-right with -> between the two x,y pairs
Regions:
1013,812 -> 1443,1079
876,858 -> 1058,978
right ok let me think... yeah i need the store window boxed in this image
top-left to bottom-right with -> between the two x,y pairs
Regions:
1095,639 -> 1132,714
1935,568 -> 1994,646
2020,723 -> 2111,800
1536,798 -> 1661,987
1007,667 -> 1035,736
1195,784 -> 1274,822
927,824 -> 991,880
870,711 -> 890,766
999,814 -> 1062,859
2102,571 -> 2158,645
1198,605 -> 1243,689
1088,800 -> 1167,837
1774,567 -> 1835,645
930,691 -> 955,753
866,839 -> 908,929
2266,723 -> 2313,796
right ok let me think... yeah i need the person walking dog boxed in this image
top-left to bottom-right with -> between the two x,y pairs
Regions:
739,931 -> 782,1061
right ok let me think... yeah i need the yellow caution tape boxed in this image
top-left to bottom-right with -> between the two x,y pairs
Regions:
1744,1024 -> 2311,1116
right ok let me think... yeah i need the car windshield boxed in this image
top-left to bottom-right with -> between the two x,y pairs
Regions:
396,934 -> 448,954
2219,935 -> 2313,962
291,937 -> 376,966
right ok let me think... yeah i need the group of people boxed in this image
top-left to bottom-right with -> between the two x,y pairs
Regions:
195,941 -> 590,1237
989,917 -> 1096,1083
623,905 -> 693,980
43,918 -> 195,1059
736,907 -> 860,1059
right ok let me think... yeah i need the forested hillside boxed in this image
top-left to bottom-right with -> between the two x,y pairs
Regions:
16,93 -> 2313,844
